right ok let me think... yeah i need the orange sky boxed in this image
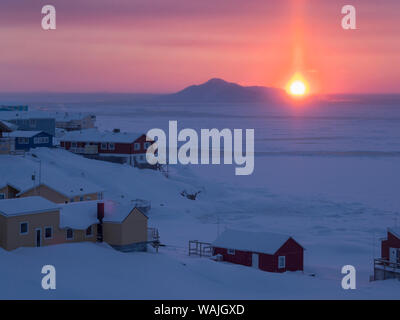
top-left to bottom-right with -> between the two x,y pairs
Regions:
0,0 -> 399,94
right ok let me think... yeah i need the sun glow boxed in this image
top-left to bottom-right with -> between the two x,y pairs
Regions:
290,80 -> 306,96
286,74 -> 308,97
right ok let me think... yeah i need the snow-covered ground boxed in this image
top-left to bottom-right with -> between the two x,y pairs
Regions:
1,97 -> 400,299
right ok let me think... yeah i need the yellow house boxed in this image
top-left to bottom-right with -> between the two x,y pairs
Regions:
0,183 -> 20,200
1,177 -> 103,204
0,154 -> 104,203
17,183 -> 103,204
0,197 -> 149,252
102,205 -> 149,252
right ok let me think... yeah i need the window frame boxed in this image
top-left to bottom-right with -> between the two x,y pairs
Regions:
227,248 -> 235,255
20,222 -> 29,235
134,142 -> 141,151
66,228 -> 74,240
29,119 -> 37,128
44,226 -> 53,240
0,193 -> 5,200
108,143 -> 115,150
278,256 -> 286,269
100,143 -> 108,150
18,137 -> 29,144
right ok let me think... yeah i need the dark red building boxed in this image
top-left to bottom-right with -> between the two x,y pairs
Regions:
212,229 -> 304,273
374,228 -> 400,280
381,228 -> 400,261
59,129 -> 154,167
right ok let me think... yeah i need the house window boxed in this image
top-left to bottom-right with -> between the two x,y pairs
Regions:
134,143 -> 141,151
101,143 -> 107,150
66,228 -> 74,240
97,192 -> 103,200
227,248 -> 235,255
34,137 -> 49,144
33,137 -> 49,144
86,226 -> 93,237
278,256 -> 286,269
71,142 -> 77,148
108,143 -> 115,150
44,227 -> 53,239
86,196 -> 91,200
17,137 -> 29,144
29,119 -> 36,128
20,222 -> 29,235
389,248 -> 400,263
0,193 -> 5,199
144,142 -> 151,150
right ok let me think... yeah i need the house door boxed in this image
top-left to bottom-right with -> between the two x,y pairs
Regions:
35,228 -> 42,247
389,248 -> 398,263
252,253 -> 259,268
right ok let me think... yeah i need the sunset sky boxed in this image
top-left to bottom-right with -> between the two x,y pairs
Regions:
0,0 -> 399,94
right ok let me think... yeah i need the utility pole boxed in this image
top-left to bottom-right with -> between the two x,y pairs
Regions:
217,215 -> 220,237
30,154 -> 42,195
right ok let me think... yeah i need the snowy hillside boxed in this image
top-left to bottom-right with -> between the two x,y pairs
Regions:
1,147 -> 399,299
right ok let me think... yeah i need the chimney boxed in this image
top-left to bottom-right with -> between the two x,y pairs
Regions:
97,202 -> 104,243
97,202 -> 104,221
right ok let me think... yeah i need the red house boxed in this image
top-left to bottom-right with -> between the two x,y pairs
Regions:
212,229 -> 304,273
374,228 -> 400,280
59,129 -> 154,167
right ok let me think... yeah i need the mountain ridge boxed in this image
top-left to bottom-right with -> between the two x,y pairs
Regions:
161,78 -> 285,103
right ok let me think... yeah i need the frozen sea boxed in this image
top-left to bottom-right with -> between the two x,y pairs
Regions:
29,93 -> 400,212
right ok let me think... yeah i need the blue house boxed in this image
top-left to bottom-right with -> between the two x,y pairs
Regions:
8,131 -> 53,151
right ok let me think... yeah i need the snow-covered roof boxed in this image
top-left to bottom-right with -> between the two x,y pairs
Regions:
212,229 -> 296,254
0,111 -> 54,120
59,129 -> 144,143
0,120 -> 17,131
388,227 -> 400,239
8,130 -> 43,138
51,112 -> 95,122
59,200 -> 144,229
60,201 -> 99,229
0,196 -> 59,217
0,155 -> 104,197
15,177 -> 103,198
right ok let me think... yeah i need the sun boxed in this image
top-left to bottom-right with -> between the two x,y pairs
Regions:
285,73 -> 309,98
289,80 -> 306,96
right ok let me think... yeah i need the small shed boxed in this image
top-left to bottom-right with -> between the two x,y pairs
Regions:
374,227 -> 400,280
212,229 -> 304,273
8,130 -> 53,151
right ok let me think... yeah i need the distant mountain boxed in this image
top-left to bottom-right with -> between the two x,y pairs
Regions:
161,78 -> 285,103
